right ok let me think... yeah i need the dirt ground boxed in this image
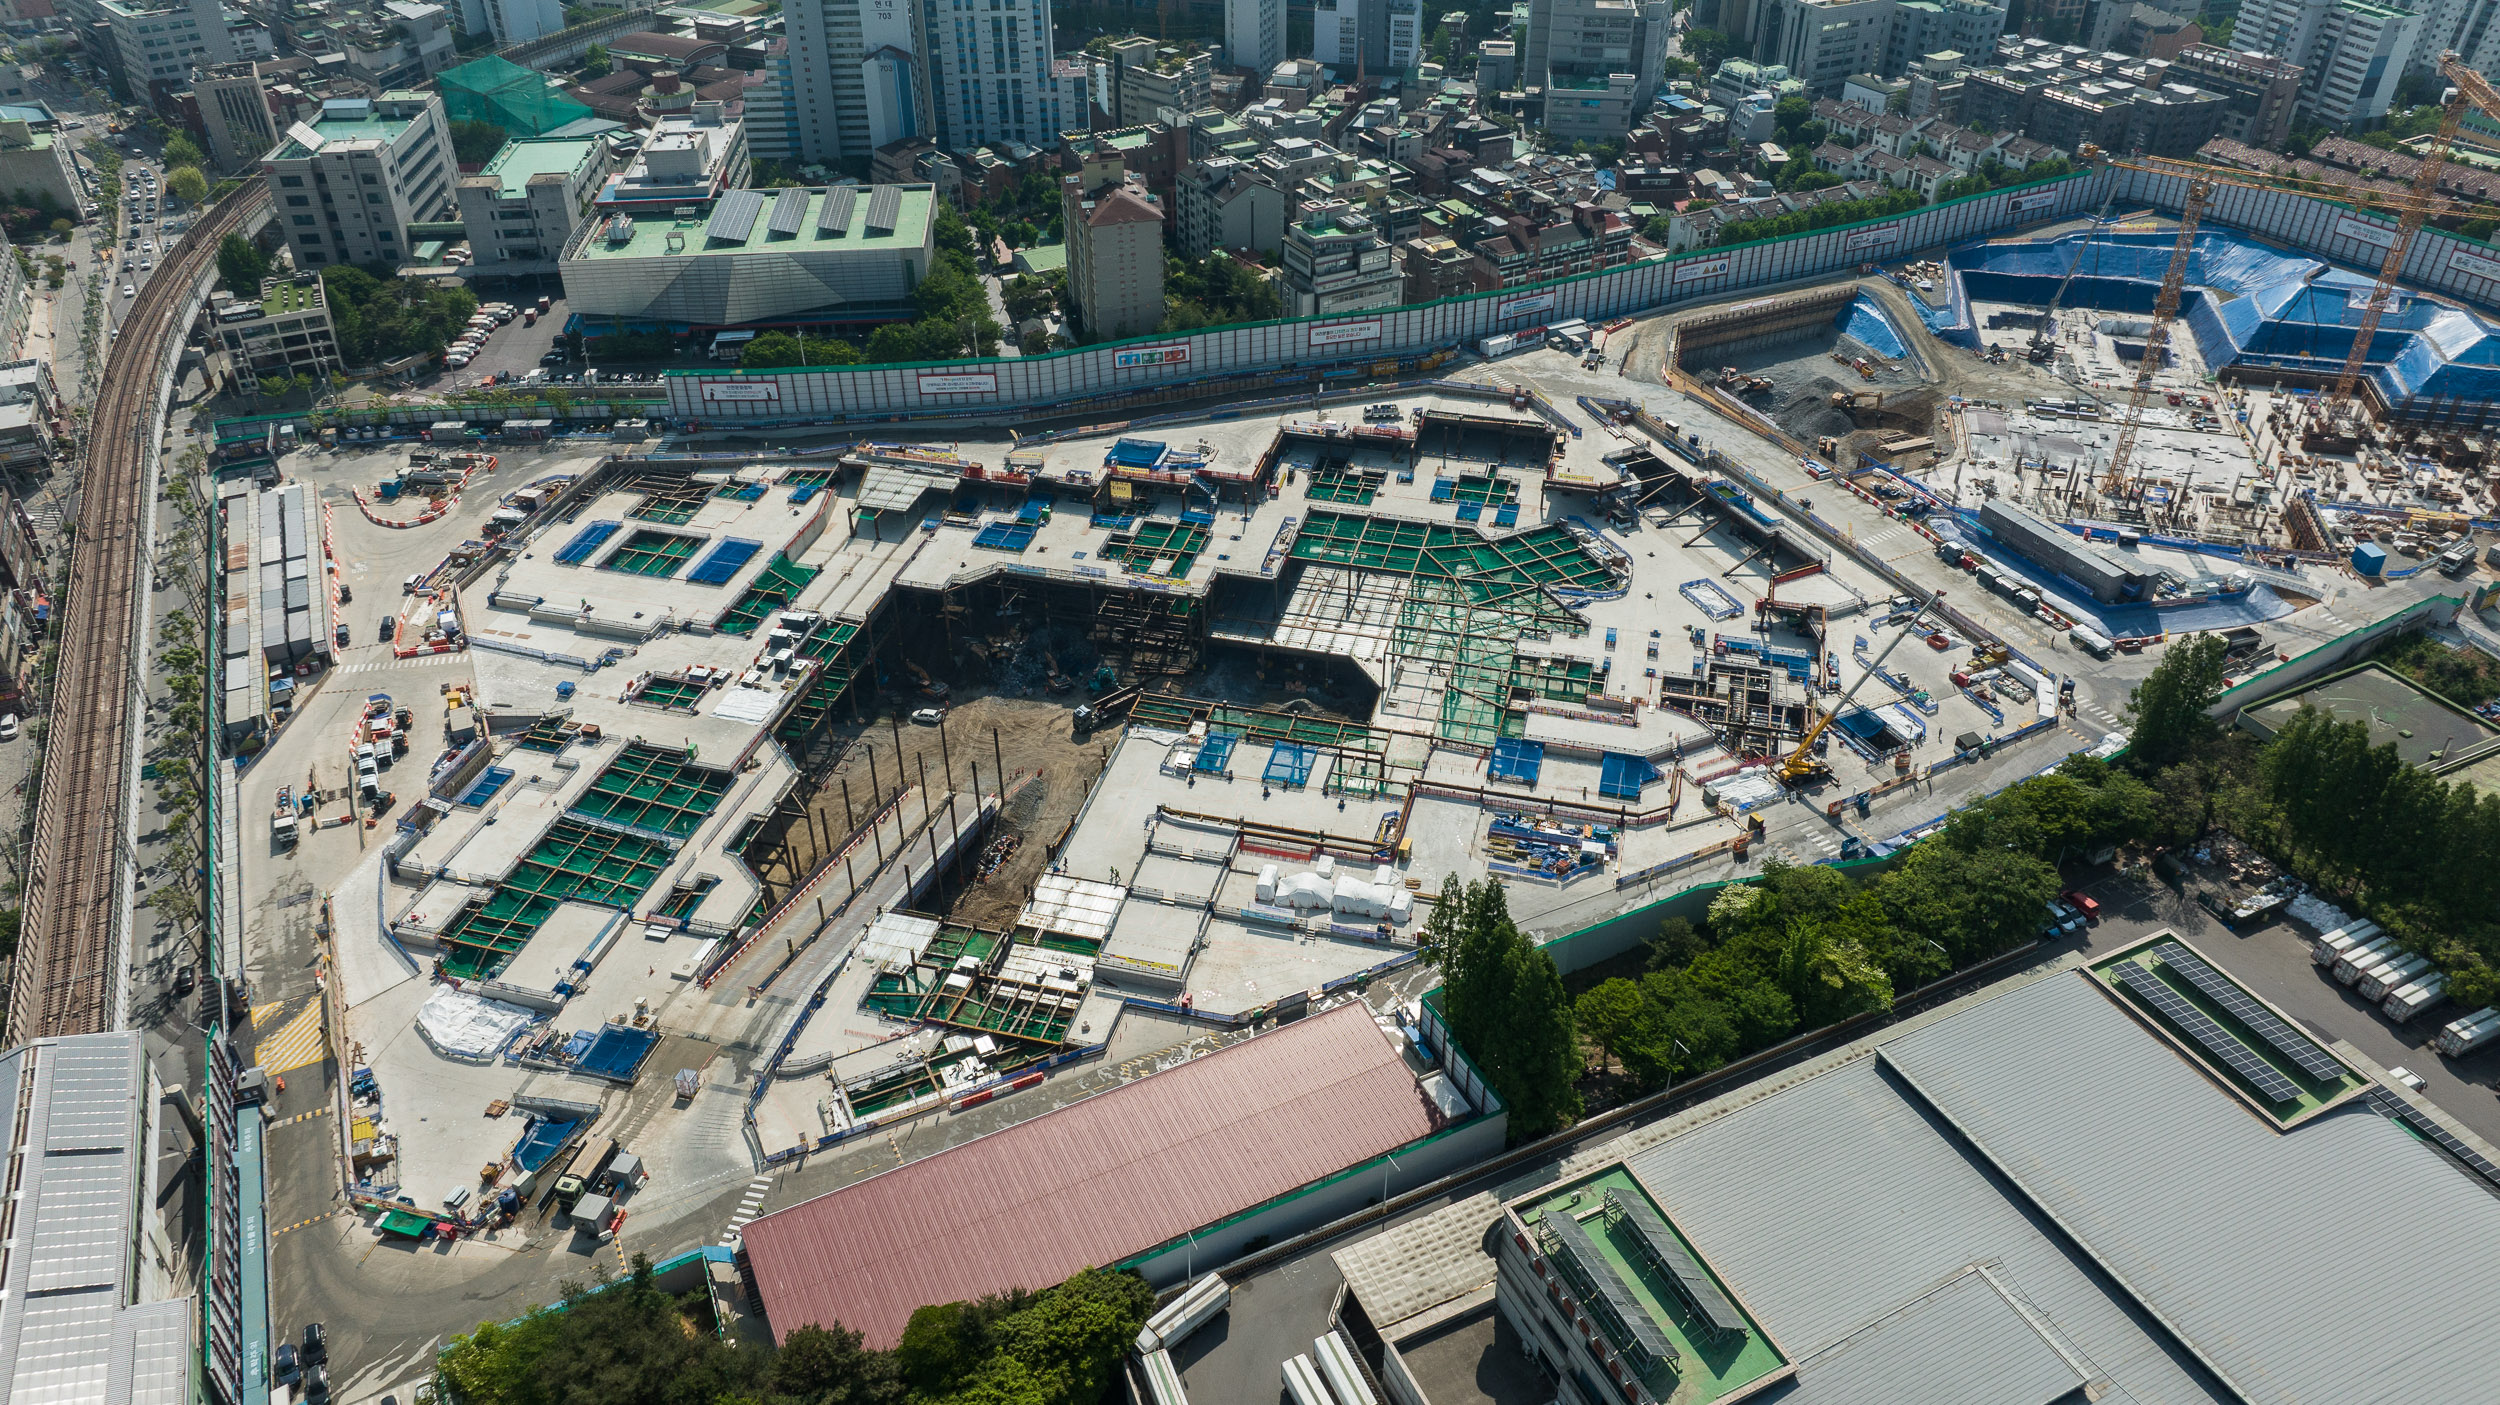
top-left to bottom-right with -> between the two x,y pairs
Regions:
747,692 -> 1111,928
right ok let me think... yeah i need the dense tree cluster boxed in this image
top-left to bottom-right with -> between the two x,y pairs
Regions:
1421,877 -> 1581,1137
1712,188 -> 1924,247
1159,253 -> 1281,334
320,262 -> 480,364
439,1259 -> 1153,1405
2377,628 -> 2500,707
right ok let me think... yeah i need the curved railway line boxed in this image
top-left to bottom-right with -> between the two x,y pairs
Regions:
6,179 -> 271,1042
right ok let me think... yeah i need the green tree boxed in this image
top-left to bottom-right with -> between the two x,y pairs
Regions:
1575,978 -> 1652,1076
2125,632 -> 2227,769
1421,877 -> 1581,1136
582,42 -> 611,78
166,165 -> 208,205
772,1323 -> 904,1405
161,133 -> 205,170
321,261 -> 479,362
1683,26 -> 1742,70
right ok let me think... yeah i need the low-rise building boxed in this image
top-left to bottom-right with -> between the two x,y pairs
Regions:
1174,156 -> 1286,258
593,103 -> 747,211
262,91 -> 456,269
0,358 -> 62,472
0,114 -> 80,214
562,183 -> 938,327
209,274 -> 342,393
1099,36 -> 1213,127
1399,234 -> 1474,303
1961,42 -> 2229,158
1282,200 -> 1404,318
456,134 -> 612,279
1470,202 -> 1634,289
1062,172 -> 1167,340
1711,57 -> 1808,108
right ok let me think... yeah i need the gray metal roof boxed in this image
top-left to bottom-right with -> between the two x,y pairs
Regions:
1779,1267 -> 2087,1405
1880,970 -> 2500,1405
0,1033 -> 193,1405
1625,1052 -> 2211,1405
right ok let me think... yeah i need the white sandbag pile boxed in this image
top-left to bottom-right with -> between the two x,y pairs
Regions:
1258,858 -> 1410,924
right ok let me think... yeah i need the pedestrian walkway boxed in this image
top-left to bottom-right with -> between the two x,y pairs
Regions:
254,999 -> 329,1075
334,654 -> 466,675
720,1175 -> 772,1245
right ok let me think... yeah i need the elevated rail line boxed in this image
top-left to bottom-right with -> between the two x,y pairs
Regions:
6,178 -> 271,1042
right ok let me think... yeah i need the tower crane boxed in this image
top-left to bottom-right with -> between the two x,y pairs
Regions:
1777,589 -> 1944,786
2081,52 -> 2500,496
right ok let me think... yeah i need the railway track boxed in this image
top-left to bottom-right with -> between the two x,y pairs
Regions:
6,179 -> 270,1042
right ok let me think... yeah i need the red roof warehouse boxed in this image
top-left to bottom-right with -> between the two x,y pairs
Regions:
739,1002 -> 1447,1345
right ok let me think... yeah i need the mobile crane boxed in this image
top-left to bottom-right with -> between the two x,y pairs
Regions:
1777,589 -> 1944,786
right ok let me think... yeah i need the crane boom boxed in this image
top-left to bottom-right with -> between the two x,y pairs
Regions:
1777,590 -> 1945,784
2327,58 -> 2500,422
2102,179 -> 2210,496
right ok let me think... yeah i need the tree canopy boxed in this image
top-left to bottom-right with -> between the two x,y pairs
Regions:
451,119 -> 510,165
1421,877 -> 1580,1136
2123,632 -> 2227,770
320,262 -> 479,364
166,165 -> 208,205
216,233 -> 273,296
437,1260 -> 1152,1405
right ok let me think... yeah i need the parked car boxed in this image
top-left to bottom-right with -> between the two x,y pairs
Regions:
274,1344 -> 301,1387
2061,889 -> 2101,919
334,623 -> 351,647
0,715 -> 16,741
379,616 -> 396,641
910,707 -> 944,725
302,1322 -> 327,1364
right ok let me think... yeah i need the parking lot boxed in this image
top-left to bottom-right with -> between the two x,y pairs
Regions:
443,294 -> 571,387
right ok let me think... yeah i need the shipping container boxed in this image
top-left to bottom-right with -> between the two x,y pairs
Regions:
2358,953 -> 2433,1002
2331,934 -> 2400,983
1477,332 -> 1520,358
2383,974 -> 2447,1023
2310,920 -> 2381,966
1313,1332 -> 1376,1405
2434,1006 -> 2500,1056
1137,1275 -> 1231,1354
1281,1355 -> 1331,1405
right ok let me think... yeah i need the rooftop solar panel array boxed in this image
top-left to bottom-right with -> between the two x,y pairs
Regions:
2113,961 -> 2302,1104
2365,1088 -> 2500,1188
707,188 -> 765,243
767,186 -> 811,236
1541,1212 -> 1678,1376
1604,1189 -> 1746,1337
2155,942 -> 2347,1082
819,185 -> 857,233
866,185 -> 901,234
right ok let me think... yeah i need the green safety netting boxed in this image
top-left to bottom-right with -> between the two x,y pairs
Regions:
440,56 -> 593,138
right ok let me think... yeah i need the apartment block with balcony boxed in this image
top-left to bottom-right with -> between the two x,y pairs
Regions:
1468,202 -> 1634,288
261,91 -> 456,269
209,274 -> 342,394
1063,172 -> 1166,340
1399,234 -> 1475,302
1281,201 -> 1401,318
1524,0 -> 1675,140
2166,44 -> 2300,148
1100,36 -> 1212,128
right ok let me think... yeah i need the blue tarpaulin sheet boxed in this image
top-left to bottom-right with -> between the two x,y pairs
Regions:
1194,731 -> 1239,773
973,520 -> 1038,552
511,1117 -> 579,1173
1263,741 -> 1319,788
1490,738 -> 1545,785
458,766 -> 515,807
1597,752 -> 1658,800
685,536 -> 764,585
1109,438 -> 1166,467
555,520 -> 621,565
577,1024 -> 661,1081
1838,296 -> 1908,359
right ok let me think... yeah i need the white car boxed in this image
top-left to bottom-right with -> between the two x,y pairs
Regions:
121,284 -> 135,297
142,240 -> 154,252
0,715 -> 18,741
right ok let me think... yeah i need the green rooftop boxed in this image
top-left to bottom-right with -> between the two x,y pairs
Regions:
571,185 -> 936,261
257,277 -> 321,314
269,110 -> 421,162
476,136 -> 604,199
1518,1167 -> 1789,1402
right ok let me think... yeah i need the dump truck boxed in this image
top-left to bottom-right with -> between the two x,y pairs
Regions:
273,786 -> 299,848
1074,683 -> 1142,735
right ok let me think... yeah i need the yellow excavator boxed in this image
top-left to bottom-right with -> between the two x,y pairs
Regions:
1776,589 -> 1945,786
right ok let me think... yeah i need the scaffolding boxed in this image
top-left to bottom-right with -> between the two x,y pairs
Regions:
439,55 -> 592,136
572,742 -> 733,838
604,529 -> 700,577
628,478 -> 712,525
439,818 -> 675,978
1389,574 -> 1592,746
1289,510 -> 1615,591
1102,520 -> 1210,576
1307,463 -> 1386,505
716,554 -> 821,635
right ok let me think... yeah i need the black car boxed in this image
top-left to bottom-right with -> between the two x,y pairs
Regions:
334,623 -> 351,647
540,349 -> 569,366
379,615 -> 396,641
304,1366 -> 331,1405
302,1322 -> 327,1364
173,966 -> 195,996
273,1344 -> 301,1387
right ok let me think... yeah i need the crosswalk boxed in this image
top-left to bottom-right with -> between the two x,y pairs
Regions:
334,654 -> 461,675
1858,526 -> 1911,551
721,1176 -> 772,1246
2075,700 -> 2126,733
253,999 -> 329,1076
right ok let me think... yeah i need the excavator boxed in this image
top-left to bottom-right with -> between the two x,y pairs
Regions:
1776,589 -> 1944,787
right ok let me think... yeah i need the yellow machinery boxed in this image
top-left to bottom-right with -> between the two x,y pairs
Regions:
1777,590 -> 1944,786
